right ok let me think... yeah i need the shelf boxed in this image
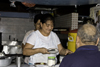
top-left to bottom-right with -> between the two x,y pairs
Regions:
53,28 -> 78,34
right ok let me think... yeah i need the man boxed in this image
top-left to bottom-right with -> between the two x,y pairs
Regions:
60,24 -> 100,67
22,14 -> 42,64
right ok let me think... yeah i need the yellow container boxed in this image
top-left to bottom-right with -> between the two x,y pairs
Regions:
68,33 -> 77,43
67,42 -> 76,52
67,32 -> 77,52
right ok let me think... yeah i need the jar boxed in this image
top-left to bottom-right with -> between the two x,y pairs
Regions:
47,56 -> 56,66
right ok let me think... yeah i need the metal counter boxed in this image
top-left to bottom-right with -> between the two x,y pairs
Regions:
0,64 -> 29,67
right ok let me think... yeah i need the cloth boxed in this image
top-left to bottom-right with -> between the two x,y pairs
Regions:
60,45 -> 100,67
27,30 -> 61,65
22,30 -> 34,64
22,30 -> 34,45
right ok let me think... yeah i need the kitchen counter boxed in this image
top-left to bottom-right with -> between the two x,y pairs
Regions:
0,64 -> 29,67
0,63 -> 60,67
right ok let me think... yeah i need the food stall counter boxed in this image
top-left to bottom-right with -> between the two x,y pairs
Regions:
0,64 -> 29,67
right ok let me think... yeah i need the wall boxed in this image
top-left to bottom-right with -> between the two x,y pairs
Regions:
55,13 -> 78,30
0,17 -> 34,41
54,13 -> 78,48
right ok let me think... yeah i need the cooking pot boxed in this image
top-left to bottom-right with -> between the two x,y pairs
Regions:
2,41 -> 22,54
9,45 -> 22,54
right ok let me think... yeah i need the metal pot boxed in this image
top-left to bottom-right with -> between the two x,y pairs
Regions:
9,45 -> 22,54
2,45 -> 10,54
2,41 -> 22,54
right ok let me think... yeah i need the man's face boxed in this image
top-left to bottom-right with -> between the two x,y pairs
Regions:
41,20 -> 54,35
35,19 -> 41,30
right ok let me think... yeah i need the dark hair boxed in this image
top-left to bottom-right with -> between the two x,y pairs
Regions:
34,14 -> 42,24
40,13 -> 54,24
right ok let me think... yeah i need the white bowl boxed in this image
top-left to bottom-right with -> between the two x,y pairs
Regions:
0,57 -> 12,66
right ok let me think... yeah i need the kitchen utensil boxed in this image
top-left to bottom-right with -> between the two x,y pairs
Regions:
16,56 -> 22,67
0,52 -> 7,59
48,48 -> 58,54
2,41 -> 22,54
9,45 -> 22,54
0,57 -> 12,66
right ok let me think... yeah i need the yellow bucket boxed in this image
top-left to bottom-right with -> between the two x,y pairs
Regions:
67,42 -> 76,52
68,33 -> 77,43
67,32 -> 77,52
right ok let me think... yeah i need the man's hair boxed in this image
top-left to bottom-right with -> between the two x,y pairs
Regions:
34,14 -> 42,24
77,24 -> 98,44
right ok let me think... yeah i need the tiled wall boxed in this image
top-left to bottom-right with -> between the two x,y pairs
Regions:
0,17 -> 35,41
55,13 -> 78,30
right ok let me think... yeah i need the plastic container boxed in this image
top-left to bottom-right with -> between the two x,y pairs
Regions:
67,29 -> 78,52
47,56 -> 56,66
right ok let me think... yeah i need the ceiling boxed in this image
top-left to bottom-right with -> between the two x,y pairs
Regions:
12,0 -> 100,6
0,0 -> 98,16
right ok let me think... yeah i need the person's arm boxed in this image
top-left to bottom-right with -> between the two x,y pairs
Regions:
22,31 -> 31,50
23,43 -> 50,56
58,44 -> 73,55
52,32 -> 73,55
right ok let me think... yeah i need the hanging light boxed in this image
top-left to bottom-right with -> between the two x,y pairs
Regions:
10,0 -> 16,7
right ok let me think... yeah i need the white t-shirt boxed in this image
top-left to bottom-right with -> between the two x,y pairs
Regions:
27,30 -> 61,65
22,30 -> 34,64
22,30 -> 34,45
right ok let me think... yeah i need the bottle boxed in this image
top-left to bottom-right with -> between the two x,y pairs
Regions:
47,56 -> 56,67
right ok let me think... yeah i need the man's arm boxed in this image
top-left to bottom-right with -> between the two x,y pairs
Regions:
23,43 -> 49,56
